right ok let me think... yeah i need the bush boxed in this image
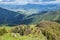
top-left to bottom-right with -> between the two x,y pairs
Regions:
11,25 -> 32,36
11,25 -> 42,36
36,21 -> 60,40
0,27 -> 7,35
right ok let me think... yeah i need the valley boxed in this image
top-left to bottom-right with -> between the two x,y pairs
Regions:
0,3 -> 60,40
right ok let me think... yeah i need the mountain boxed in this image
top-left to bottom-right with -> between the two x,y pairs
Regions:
0,4 -> 60,12
0,7 -> 25,25
22,11 -> 60,24
17,9 -> 39,16
0,4 -> 60,25
0,7 -> 60,25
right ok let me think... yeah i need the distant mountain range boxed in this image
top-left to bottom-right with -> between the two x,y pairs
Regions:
0,4 -> 60,12
0,4 -> 60,25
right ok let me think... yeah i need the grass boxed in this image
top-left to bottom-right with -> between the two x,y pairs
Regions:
0,25 -> 46,40
0,21 -> 60,40
0,33 -> 46,40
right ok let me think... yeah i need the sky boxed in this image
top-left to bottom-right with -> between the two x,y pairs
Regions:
0,0 -> 60,5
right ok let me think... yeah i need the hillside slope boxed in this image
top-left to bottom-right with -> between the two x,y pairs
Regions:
0,7 -> 60,25
0,21 -> 60,40
0,7 -> 25,25
36,21 -> 60,40
23,11 -> 60,24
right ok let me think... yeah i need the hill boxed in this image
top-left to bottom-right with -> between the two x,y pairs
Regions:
0,7 -> 60,25
36,21 -> 60,40
0,21 -> 60,40
22,11 -> 60,24
0,7 -> 25,25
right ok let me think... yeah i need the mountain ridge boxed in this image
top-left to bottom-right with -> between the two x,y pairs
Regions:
22,10 -> 60,24
0,4 -> 60,11
0,7 -> 25,25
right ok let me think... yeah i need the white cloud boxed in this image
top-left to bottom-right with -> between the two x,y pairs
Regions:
0,0 -> 60,5
0,0 -> 2,1
0,0 -> 29,5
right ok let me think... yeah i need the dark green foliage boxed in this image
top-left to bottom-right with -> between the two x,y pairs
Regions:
0,27 -> 7,35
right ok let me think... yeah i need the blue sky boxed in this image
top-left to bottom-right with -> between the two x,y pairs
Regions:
0,0 -> 60,5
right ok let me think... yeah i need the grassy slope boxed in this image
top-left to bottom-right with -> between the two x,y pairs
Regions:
0,25 -> 46,40
0,33 -> 46,40
36,21 -> 60,40
0,21 -> 60,40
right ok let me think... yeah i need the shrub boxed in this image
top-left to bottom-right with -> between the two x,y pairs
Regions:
11,25 -> 32,36
11,25 -> 42,36
0,27 -> 7,35
36,21 -> 60,40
